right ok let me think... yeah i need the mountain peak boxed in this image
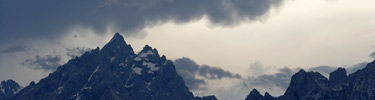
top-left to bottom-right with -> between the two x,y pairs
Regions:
138,45 -> 160,58
101,33 -> 134,57
245,89 -> 264,100
1,79 -> 16,84
250,88 -> 260,94
142,45 -> 153,51
264,92 -> 277,100
329,67 -> 347,83
108,32 -> 126,44
297,69 -> 306,73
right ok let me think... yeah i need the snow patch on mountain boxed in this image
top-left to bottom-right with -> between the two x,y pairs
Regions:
140,50 -> 153,58
143,62 -> 159,71
125,84 -> 134,88
110,57 -> 116,63
0,84 -> 4,94
134,56 -> 141,61
57,86 -> 64,94
88,66 -> 100,82
119,63 -> 125,67
133,67 -> 143,75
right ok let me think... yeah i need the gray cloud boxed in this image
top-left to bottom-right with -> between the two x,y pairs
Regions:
308,66 -> 337,77
174,57 -> 242,90
0,45 -> 30,53
0,0 -> 285,47
250,67 -> 295,90
66,47 -> 92,58
248,61 -> 267,77
346,62 -> 368,74
21,55 -> 62,71
370,51 -> 375,59
306,62 -> 369,76
174,57 -> 206,90
199,65 -> 242,79
244,67 -> 297,92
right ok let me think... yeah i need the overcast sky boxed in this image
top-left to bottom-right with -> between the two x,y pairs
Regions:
1,0 -> 375,99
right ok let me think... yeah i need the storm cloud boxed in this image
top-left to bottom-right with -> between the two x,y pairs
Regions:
21,55 -> 62,71
174,57 -> 242,90
0,45 -> 30,54
0,0 -> 284,47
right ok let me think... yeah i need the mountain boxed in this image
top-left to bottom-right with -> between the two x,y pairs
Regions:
245,89 -> 276,100
10,33 -> 216,100
246,60 -> 375,100
0,80 -> 22,100
278,69 -> 338,100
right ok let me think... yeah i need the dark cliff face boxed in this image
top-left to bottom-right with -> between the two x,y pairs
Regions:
246,60 -> 375,100
329,68 -> 347,85
10,33 -> 217,100
0,80 -> 22,100
279,69 -> 336,100
328,67 -> 348,91
339,61 -> 375,100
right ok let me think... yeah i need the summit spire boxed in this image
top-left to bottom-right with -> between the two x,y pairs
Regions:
101,32 -> 134,57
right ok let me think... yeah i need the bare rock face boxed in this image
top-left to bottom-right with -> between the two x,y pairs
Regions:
339,61 -> 375,100
10,33 -> 216,100
329,67 -> 348,91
